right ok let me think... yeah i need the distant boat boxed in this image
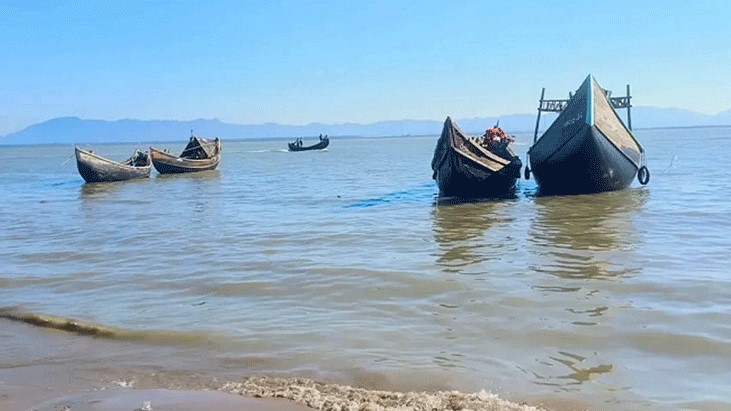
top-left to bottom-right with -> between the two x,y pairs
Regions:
526,75 -> 649,195
75,147 -> 151,183
150,136 -> 221,174
431,117 -> 522,198
288,135 -> 329,151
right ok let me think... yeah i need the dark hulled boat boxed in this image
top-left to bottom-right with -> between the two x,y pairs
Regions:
526,75 -> 649,195
75,147 -> 151,183
288,136 -> 329,151
150,136 -> 221,174
431,117 -> 522,198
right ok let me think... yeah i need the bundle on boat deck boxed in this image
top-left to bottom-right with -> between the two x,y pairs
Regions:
431,117 -> 522,199
75,147 -> 151,183
149,136 -> 222,174
527,74 -> 648,195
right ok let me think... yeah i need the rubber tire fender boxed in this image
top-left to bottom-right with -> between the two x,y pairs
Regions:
638,166 -> 650,185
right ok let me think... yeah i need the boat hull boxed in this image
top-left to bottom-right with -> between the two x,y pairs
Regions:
432,117 -> 522,199
150,138 -> 221,174
529,124 -> 638,195
528,75 -> 643,195
75,148 -> 151,183
435,152 -> 521,198
288,138 -> 329,151
150,149 -> 220,174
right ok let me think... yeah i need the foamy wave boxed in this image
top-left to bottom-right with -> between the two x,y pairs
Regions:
221,376 -> 545,411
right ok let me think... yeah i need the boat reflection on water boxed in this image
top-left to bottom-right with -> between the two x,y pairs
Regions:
79,179 -> 132,200
152,169 -> 221,180
431,198 -> 517,273
528,189 -> 648,280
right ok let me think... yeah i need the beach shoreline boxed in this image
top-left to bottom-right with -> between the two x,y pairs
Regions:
3,385 -> 313,411
2,377 -> 565,411
0,317 -> 589,411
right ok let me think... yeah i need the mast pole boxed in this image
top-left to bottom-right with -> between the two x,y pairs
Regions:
533,88 -> 545,144
626,84 -> 633,131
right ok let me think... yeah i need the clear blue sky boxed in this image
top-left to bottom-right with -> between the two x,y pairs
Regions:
1,0 -> 729,135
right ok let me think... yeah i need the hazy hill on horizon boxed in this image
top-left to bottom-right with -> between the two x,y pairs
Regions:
2,106 -> 731,145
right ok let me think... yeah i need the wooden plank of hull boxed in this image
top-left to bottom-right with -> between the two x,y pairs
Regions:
288,138 -> 329,151
432,117 -> 522,198
75,148 -> 151,183
528,75 -> 643,195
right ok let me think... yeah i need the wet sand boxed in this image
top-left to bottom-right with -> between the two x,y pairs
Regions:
20,388 -> 312,411
0,365 -> 561,411
3,379 -> 554,411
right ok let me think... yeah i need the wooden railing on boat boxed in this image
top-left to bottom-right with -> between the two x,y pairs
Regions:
533,84 -> 633,143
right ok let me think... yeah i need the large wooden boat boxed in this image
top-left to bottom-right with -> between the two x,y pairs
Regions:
526,75 -> 649,195
431,117 -> 522,198
75,147 -> 151,183
288,136 -> 329,151
150,136 -> 221,174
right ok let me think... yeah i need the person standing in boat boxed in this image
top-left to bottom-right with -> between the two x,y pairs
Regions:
482,127 -> 500,148
482,129 -> 491,147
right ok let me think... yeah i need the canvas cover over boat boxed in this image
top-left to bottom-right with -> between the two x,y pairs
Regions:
181,136 -> 219,159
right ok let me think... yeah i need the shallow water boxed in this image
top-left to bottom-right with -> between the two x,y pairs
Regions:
1,129 -> 730,410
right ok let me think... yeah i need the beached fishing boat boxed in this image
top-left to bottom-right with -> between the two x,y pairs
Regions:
150,136 -> 221,174
431,117 -> 522,198
75,147 -> 151,183
526,75 -> 649,195
288,135 -> 329,151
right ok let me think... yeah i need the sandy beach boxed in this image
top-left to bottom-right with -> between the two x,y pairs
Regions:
5,387 -> 312,411
3,376 -> 560,411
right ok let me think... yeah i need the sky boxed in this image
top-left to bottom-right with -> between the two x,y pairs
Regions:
1,0 -> 730,135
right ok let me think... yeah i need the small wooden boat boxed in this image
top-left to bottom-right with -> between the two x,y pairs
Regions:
431,117 -> 522,198
288,135 -> 329,151
150,136 -> 221,174
526,75 -> 649,195
75,147 -> 151,183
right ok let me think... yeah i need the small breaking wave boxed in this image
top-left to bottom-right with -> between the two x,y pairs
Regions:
221,376 -> 545,411
0,307 -> 214,345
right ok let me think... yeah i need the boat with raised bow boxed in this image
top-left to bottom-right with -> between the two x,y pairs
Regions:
431,117 -> 522,199
75,147 -> 151,183
526,75 -> 649,195
150,136 -> 221,174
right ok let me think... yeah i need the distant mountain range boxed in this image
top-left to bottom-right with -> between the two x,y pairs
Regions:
2,106 -> 731,145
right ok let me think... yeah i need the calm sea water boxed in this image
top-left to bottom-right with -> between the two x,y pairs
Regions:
1,128 -> 730,410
